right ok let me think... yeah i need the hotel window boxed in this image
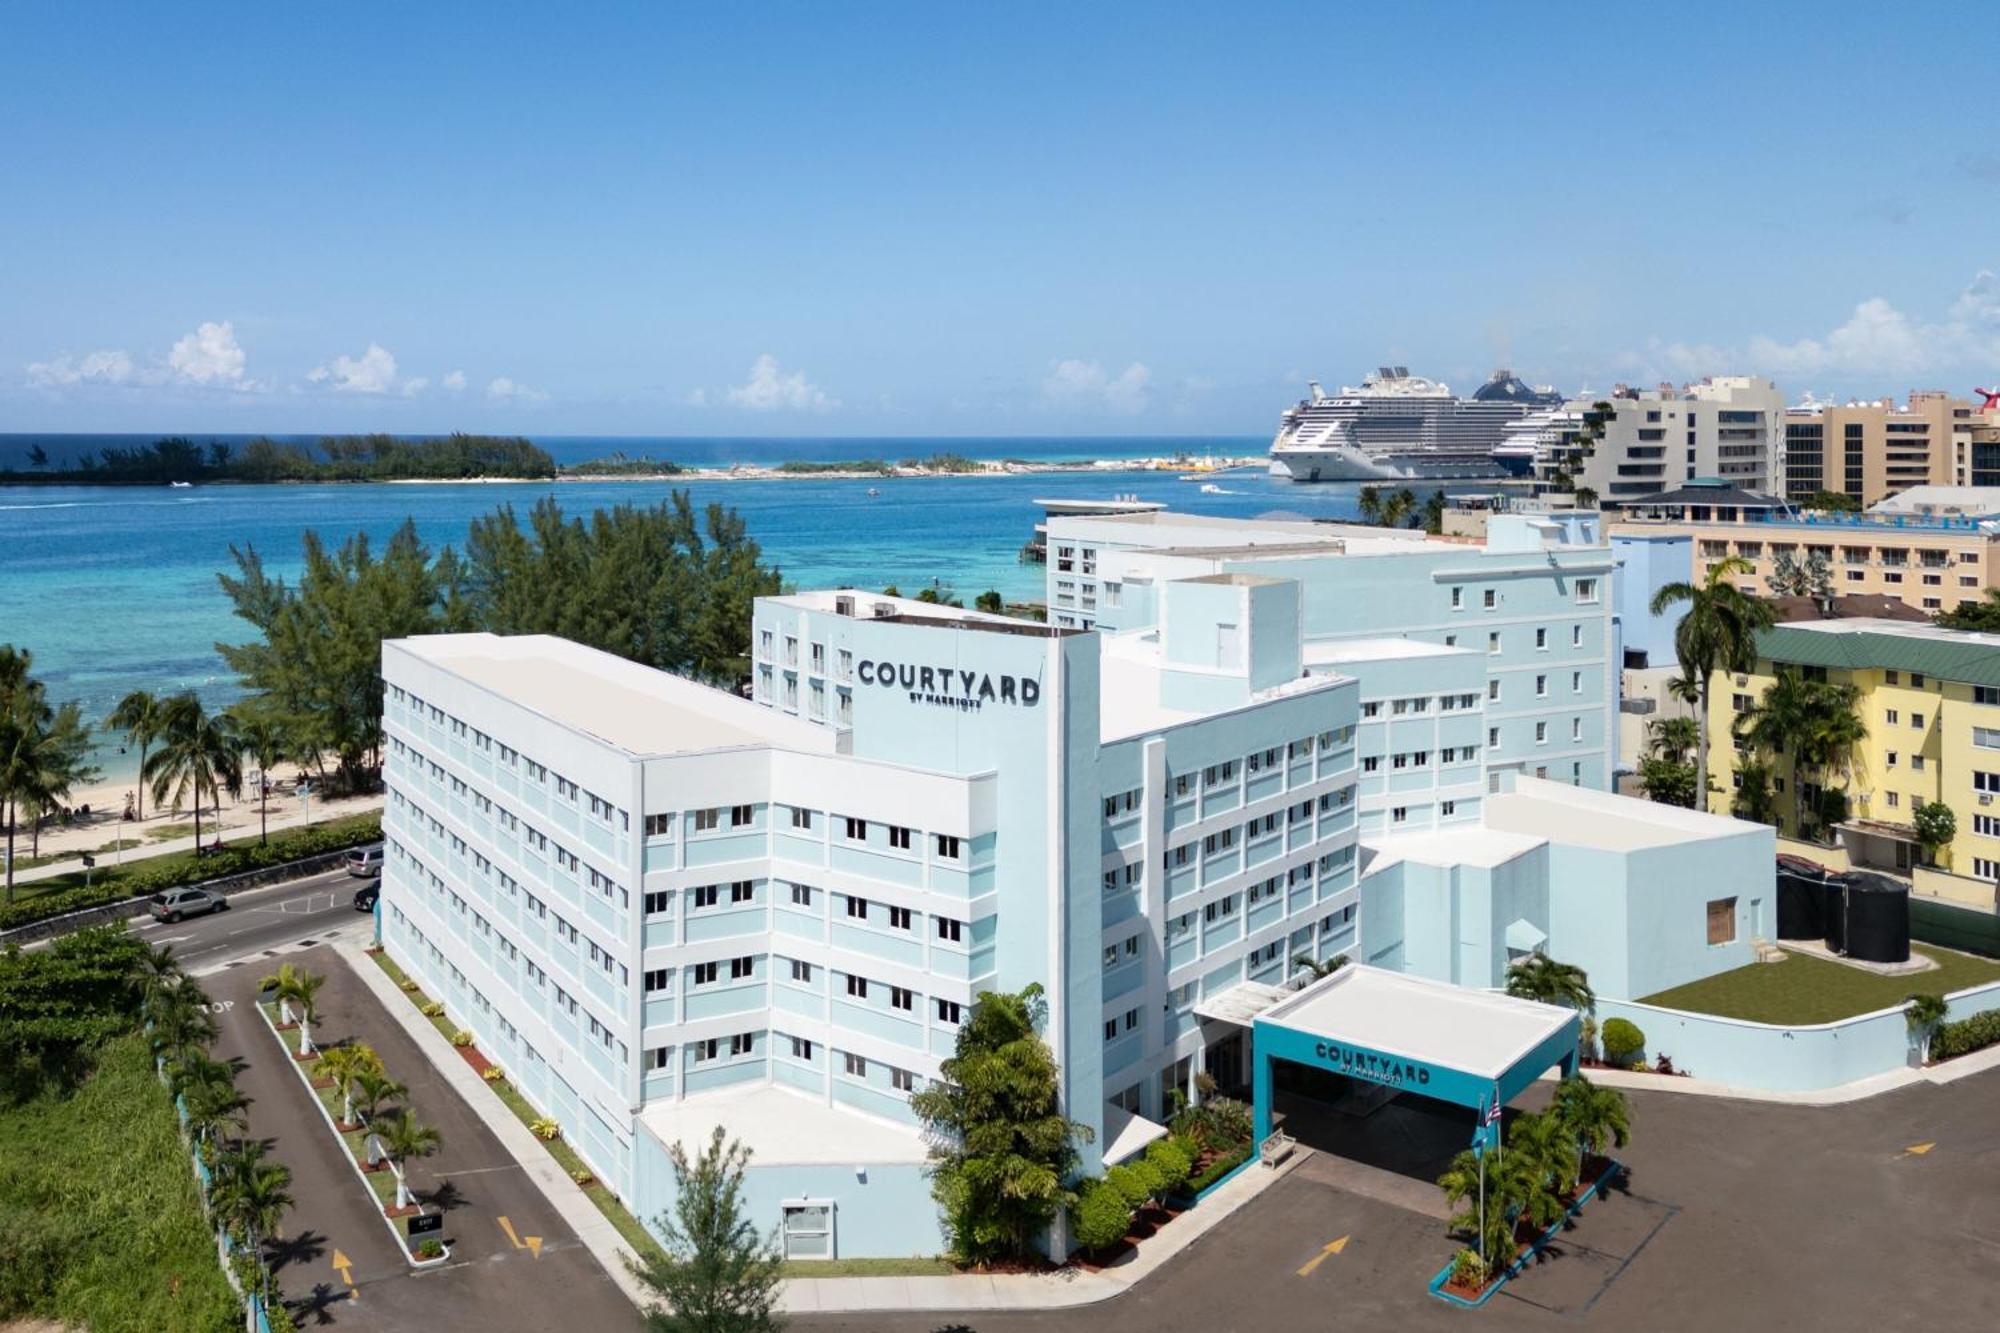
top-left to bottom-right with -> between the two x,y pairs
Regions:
1535,722 -> 1548,744
845,895 -> 868,919
932,832 -> 964,862
730,880 -> 754,904
1391,806 -> 1408,824
1488,726 -> 1500,748
846,974 -> 868,999
1575,578 -> 1599,604
1483,589 -> 1497,610
1451,587 -> 1464,610
790,883 -> 813,907
936,916 -> 964,943
644,890 -> 670,915
1572,625 -> 1583,648
759,629 -> 773,658
790,1036 -> 814,1060
692,961 -> 718,986
1442,801 -> 1456,817
1912,674 -> 1926,688
838,649 -> 852,679
891,1067 -> 916,1093
1980,688 -> 2000,708
1571,671 -> 1583,693
810,642 -> 825,671
1979,859 -> 2000,881
692,1038 -> 719,1063
888,825 -> 913,851
1536,674 -> 1548,697
1912,755 -> 1926,772
644,813 -> 672,837
1536,627 -> 1548,650
1488,679 -> 1500,701
936,998 -> 962,1024
1912,713 -> 1925,728
731,1033 -> 754,1057
644,968 -> 669,993
887,906 -> 914,930
1123,1007 -> 1140,1032
790,959 -> 813,984
692,885 -> 718,909
1105,1019 -> 1118,1040
844,817 -> 867,841
1488,633 -> 1501,655
1571,717 -> 1583,742
1362,701 -> 1381,718
1203,895 -> 1238,922
730,804 -> 754,827
730,956 -> 753,980
1706,897 -> 1738,946
890,986 -> 914,1011
1886,792 -> 1901,808
1973,727 -> 2000,750
791,806 -> 813,830
647,1047 -> 670,1071
1886,709 -> 1899,725
844,1053 -> 867,1078
693,808 -> 719,832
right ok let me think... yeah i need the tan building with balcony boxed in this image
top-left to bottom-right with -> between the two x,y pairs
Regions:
1783,391 -> 1977,508
1612,478 -> 2000,618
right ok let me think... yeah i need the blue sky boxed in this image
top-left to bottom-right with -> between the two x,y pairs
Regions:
5,1 -> 1999,436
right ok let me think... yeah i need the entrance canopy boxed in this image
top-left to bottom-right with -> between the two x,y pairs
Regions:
1250,967 -> 1579,1147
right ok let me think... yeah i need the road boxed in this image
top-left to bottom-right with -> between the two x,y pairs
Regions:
128,865 -> 378,976
209,946 -> 640,1330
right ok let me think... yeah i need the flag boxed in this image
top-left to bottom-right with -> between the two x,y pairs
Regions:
1469,1094 -> 1489,1157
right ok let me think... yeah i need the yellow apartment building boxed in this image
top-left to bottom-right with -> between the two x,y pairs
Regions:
1709,620 -> 2000,881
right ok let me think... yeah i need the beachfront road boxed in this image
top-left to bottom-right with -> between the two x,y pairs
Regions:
127,865 -> 380,976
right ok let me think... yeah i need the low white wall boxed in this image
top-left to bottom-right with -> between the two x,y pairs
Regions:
1599,977 -> 2000,1092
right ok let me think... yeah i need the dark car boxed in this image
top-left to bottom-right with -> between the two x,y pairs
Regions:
353,879 -> 380,912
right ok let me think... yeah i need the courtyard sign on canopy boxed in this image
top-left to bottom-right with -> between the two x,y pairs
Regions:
1311,1040 -> 1433,1088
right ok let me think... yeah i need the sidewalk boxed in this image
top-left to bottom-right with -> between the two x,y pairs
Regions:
1555,1039 -> 2000,1106
12,792 -> 383,886
336,932 -> 1306,1316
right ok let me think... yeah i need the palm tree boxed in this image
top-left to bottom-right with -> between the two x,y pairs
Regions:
1500,1113 -> 1569,1233
1646,715 -> 1698,766
107,689 -> 167,821
151,977 -> 219,1067
1731,755 -> 1780,825
1437,1147 -> 1513,1267
259,961 -> 308,1026
212,1140 -> 294,1288
350,1067 -> 407,1126
182,1063 -> 251,1150
1549,1075 -> 1629,1181
137,942 -> 183,1016
319,1044 -> 384,1125
12,700 -> 97,858
1506,1106 -> 1579,1199
1357,486 -> 1384,524
376,1111 -> 442,1210
228,705 -> 289,845
1572,486 -> 1599,510
1905,993 -> 1948,1064
290,969 -> 327,1058
1649,556 -> 1775,807
1734,666 -> 1818,837
1504,952 -> 1595,1013
1291,952 -> 1349,984
142,692 -> 242,850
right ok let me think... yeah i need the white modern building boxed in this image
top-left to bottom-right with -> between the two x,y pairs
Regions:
376,511 -> 1779,1261
1539,376 -> 1788,503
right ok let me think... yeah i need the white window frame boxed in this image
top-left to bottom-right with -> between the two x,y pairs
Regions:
780,1199 -> 836,1260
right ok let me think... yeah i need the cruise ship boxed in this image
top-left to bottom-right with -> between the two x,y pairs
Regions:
1267,367 -> 1563,482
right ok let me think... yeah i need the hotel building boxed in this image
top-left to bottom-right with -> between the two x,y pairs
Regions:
377,512 -> 1777,1259
1530,376 -> 1787,503
1782,392 -> 1977,507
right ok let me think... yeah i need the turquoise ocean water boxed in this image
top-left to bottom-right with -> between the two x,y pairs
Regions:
0,435 -> 1487,778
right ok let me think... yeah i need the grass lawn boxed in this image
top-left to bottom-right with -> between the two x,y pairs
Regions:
361,949 -> 954,1278
1638,944 -> 2000,1024
0,1031 -> 240,1332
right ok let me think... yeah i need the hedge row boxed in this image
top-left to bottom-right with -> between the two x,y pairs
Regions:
1182,1143 -> 1251,1196
0,813 -> 382,933
1932,1009 -> 2000,1061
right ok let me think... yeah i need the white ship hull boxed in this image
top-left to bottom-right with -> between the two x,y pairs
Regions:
1267,444 -> 1506,483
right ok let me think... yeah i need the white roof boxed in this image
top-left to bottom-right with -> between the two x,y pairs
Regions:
1095,630 -> 1350,743
1485,775 -> 1765,852
1304,636 -> 1474,666
637,1083 -> 927,1166
1194,980 -> 1290,1026
391,633 -> 835,759
1259,965 -> 1573,1081
1363,825 -> 1546,872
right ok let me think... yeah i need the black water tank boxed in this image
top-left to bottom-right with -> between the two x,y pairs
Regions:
1775,857 -> 1834,940
1841,871 -> 1911,964
1823,878 -> 1847,954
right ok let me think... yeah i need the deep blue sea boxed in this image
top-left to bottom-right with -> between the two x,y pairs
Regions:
0,434 -> 1488,778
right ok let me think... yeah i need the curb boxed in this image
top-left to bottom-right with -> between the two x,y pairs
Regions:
252,992 -> 451,1269
2,845 -> 368,944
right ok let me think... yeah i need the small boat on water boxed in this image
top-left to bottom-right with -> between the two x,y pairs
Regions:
168,480 -> 193,488
866,487 -> 882,497
1199,483 -> 1226,495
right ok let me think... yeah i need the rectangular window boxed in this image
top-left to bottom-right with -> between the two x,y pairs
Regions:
730,1032 -> 753,1057
790,883 -> 813,907
890,986 -> 914,1011
844,817 -> 867,841
1706,897 -> 1738,945
790,959 -> 813,983
1536,627 -> 1548,650
1576,578 -> 1599,604
692,885 -> 718,909
888,825 -> 913,851
1483,589 -> 1497,610
846,974 -> 868,998
644,968 -> 669,992
1451,587 -> 1464,610
891,1067 -> 916,1093
790,1036 -> 814,1060
644,813 -> 673,837
843,1053 -> 867,1078
1572,625 -> 1583,648
730,804 -> 754,827
934,833 -> 962,860
791,806 -> 813,829
648,1046 -> 670,1071
693,808 -> 719,832
845,895 -> 868,919
887,905 -> 913,930
693,1038 -> 719,1063
644,890 -> 670,915
730,880 -> 754,904
729,956 -> 753,980
1535,722 -> 1548,744
692,961 -> 718,986
936,998 -> 962,1024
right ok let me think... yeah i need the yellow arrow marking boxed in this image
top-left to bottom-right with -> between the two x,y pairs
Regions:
1903,1141 -> 1936,1157
331,1247 -> 355,1287
499,1215 -> 544,1258
1296,1235 -> 1350,1277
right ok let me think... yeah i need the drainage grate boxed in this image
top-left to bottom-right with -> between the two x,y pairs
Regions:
296,939 -> 317,947
262,949 -> 280,957
226,961 -> 246,968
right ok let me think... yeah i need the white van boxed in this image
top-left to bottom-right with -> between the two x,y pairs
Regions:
346,844 -> 384,877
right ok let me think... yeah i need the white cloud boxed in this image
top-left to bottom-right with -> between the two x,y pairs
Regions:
26,319 -> 257,391
400,377 -> 429,397
442,369 -> 467,391
26,348 -> 136,387
486,375 -> 547,403
724,354 -> 837,412
168,320 -> 248,386
307,342 -> 400,394
1042,358 -> 1152,414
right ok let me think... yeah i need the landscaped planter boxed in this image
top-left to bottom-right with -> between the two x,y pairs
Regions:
1428,1158 -> 1624,1308
253,994 -> 452,1270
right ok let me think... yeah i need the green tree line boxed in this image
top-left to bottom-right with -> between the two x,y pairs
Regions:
2,433 -> 555,484
216,494 -> 780,792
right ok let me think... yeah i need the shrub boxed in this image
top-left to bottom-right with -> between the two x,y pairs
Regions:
1144,1137 -> 1192,1197
1071,1180 -> 1132,1252
1600,1017 -> 1645,1064
450,1030 -> 474,1048
1105,1163 -> 1150,1211
420,1002 -> 445,1018
414,1238 -> 444,1260
1450,1247 -> 1489,1290
1184,1144 -> 1251,1195
482,1066 -> 505,1082
571,1167 -> 594,1185
1931,1009 -> 2000,1061
530,1117 -> 562,1141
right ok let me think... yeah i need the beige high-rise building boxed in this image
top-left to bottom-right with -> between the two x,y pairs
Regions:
1782,391 -> 1976,507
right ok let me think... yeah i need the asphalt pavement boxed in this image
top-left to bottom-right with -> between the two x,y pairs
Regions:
128,866 -> 377,975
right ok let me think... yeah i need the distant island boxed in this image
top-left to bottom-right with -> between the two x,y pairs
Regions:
0,433 -> 556,484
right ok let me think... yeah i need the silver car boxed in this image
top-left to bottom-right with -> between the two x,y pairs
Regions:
150,888 -> 229,922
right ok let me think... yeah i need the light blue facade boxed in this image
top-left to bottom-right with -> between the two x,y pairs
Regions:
1610,532 -> 1690,670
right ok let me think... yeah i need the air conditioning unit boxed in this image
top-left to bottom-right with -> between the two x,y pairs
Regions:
1981,793 -> 1993,807
1734,674 -> 1749,686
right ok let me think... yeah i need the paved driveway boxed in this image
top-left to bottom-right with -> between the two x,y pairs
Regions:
210,948 -> 641,1330
801,1067 -> 2000,1332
